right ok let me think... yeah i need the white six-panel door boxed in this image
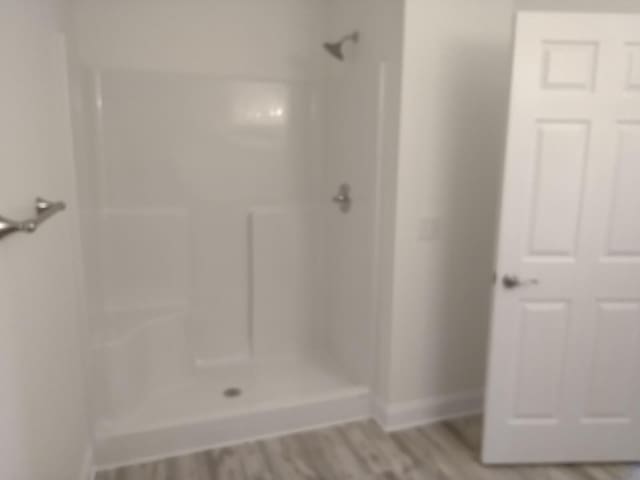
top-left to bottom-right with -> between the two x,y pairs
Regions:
483,12 -> 640,464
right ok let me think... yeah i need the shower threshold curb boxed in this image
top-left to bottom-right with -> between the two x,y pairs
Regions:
94,387 -> 370,470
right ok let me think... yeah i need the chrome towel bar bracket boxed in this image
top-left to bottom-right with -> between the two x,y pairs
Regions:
0,198 -> 66,241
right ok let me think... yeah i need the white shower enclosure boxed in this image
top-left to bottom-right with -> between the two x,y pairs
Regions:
70,0 -> 403,466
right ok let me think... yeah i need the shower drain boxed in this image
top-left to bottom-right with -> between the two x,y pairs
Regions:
223,387 -> 243,398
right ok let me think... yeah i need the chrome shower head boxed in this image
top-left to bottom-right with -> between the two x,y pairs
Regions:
323,41 -> 345,61
323,31 -> 360,61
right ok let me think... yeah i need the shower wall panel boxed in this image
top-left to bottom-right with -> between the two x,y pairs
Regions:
251,206 -> 326,359
324,0 -> 405,388
95,71 -> 326,366
74,0 -> 330,421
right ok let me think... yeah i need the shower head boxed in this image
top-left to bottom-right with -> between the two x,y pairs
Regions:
323,31 -> 360,61
324,42 -> 346,61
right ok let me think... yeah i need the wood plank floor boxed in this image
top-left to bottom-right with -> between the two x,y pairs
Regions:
96,416 -> 635,480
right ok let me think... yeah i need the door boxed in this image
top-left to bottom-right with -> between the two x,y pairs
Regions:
484,12 -> 640,464
0,17 -> 90,480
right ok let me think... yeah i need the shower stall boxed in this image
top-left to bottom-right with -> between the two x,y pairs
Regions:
70,0 -> 404,467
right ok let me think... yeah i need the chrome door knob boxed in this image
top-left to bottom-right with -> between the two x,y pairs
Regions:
502,275 -> 539,289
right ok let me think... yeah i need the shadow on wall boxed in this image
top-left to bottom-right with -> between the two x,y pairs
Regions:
432,38 -> 512,391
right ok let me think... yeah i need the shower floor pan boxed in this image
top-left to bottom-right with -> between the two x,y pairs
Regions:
94,353 -> 370,469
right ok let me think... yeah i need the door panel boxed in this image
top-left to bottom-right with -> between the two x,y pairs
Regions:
585,302 -> 640,420
484,12 -> 640,464
513,302 -> 570,421
529,121 -> 589,256
542,41 -> 598,91
608,123 -> 640,254
626,44 -> 640,89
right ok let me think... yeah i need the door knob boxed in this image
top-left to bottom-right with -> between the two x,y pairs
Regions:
502,275 -> 539,289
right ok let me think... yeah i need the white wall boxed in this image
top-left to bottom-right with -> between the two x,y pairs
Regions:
383,0 -> 640,409
386,0 -> 513,406
0,1 -> 92,479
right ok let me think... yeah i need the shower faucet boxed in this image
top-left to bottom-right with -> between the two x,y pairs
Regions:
0,198 -> 67,241
332,183 -> 352,213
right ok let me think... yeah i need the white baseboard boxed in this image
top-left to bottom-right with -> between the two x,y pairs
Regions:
374,389 -> 484,431
94,388 -> 370,470
79,445 -> 95,480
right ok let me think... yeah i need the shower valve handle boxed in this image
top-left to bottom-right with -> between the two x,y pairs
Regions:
332,183 -> 352,213
0,198 -> 66,241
